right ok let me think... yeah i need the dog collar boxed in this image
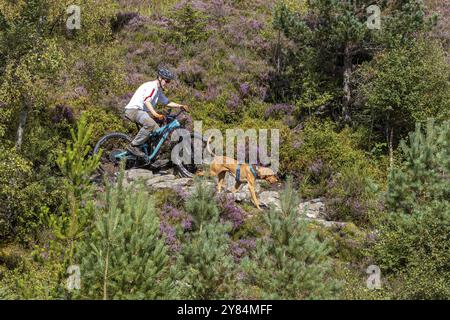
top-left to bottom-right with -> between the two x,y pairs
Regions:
249,164 -> 258,178
235,164 -> 257,182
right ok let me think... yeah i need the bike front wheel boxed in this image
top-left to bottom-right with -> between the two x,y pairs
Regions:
170,131 -> 208,178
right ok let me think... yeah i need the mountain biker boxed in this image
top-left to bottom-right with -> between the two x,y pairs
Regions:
124,66 -> 189,158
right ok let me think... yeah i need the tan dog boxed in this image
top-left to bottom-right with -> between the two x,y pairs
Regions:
206,137 -> 278,210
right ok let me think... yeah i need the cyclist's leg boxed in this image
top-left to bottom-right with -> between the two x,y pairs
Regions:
132,111 -> 159,145
127,110 -> 159,158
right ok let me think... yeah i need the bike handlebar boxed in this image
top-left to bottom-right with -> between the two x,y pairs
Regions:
163,108 -> 186,124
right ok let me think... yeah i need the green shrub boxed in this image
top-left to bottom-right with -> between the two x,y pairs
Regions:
82,107 -> 132,146
372,120 -> 450,299
76,169 -> 176,299
354,38 -> 450,146
387,120 -> 449,214
0,247 -> 64,300
71,44 -> 125,102
280,119 -> 383,223
45,114 -> 101,264
175,179 -> 236,299
373,201 -> 450,299
324,163 -> 382,225
242,178 -> 340,299
0,146 -> 57,242
169,3 -> 210,46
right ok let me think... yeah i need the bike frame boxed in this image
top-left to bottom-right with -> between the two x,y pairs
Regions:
114,110 -> 183,163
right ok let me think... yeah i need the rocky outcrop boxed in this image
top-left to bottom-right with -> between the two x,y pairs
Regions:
258,191 -> 280,210
125,168 -> 154,181
298,198 -> 326,219
123,169 -> 346,227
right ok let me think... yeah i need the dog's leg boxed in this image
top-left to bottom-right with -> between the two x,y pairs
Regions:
247,179 -> 262,210
217,171 -> 226,193
231,181 -> 242,193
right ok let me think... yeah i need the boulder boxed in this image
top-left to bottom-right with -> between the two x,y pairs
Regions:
145,174 -> 176,187
151,178 -> 193,190
233,192 -> 248,202
258,191 -> 281,210
298,198 -> 326,219
125,169 -> 154,182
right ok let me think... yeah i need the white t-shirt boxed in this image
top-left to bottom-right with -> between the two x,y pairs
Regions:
125,80 -> 170,111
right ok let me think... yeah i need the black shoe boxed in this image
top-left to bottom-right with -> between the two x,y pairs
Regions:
127,144 -> 146,159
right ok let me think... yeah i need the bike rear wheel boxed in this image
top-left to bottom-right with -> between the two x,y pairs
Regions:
93,132 -> 133,178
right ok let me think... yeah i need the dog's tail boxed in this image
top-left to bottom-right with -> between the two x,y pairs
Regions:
206,135 -> 216,157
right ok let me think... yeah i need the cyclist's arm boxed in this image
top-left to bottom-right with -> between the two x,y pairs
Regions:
167,101 -> 189,111
144,101 -> 164,119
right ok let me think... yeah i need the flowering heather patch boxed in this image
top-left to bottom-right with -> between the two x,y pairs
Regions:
162,204 -> 184,220
203,85 -> 220,101
250,35 -> 271,54
218,194 -> 245,230
173,0 -> 208,11
258,86 -> 268,101
125,73 -> 145,86
239,83 -> 250,97
248,18 -> 264,31
345,198 -> 368,217
163,44 -> 181,59
226,93 -> 240,111
230,238 -> 256,262
208,0 -> 233,20
153,16 -> 171,29
114,92 -> 134,108
158,203 -> 196,251
173,185 -> 190,201
159,221 -> 180,252
126,42 -> 158,62
228,54 -> 247,72
181,215 -> 194,231
74,86 -> 88,97
308,158 -> 324,176
112,12 -> 144,32
176,61 -> 206,88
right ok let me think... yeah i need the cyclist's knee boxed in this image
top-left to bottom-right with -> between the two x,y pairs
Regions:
142,120 -> 159,132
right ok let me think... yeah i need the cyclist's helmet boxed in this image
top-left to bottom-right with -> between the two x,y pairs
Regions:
157,66 -> 175,81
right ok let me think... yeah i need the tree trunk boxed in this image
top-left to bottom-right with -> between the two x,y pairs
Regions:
103,248 -> 109,300
15,103 -> 29,151
342,43 -> 352,123
276,29 -> 281,74
389,127 -> 394,169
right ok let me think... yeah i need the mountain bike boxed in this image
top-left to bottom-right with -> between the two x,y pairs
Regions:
93,109 -> 206,178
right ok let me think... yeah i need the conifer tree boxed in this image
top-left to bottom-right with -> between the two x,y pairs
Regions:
48,114 -> 101,264
387,119 -> 449,214
272,0 -> 437,120
374,120 -> 450,299
76,166 -> 176,299
243,177 -> 340,299
184,177 -> 220,231
176,179 -> 236,299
